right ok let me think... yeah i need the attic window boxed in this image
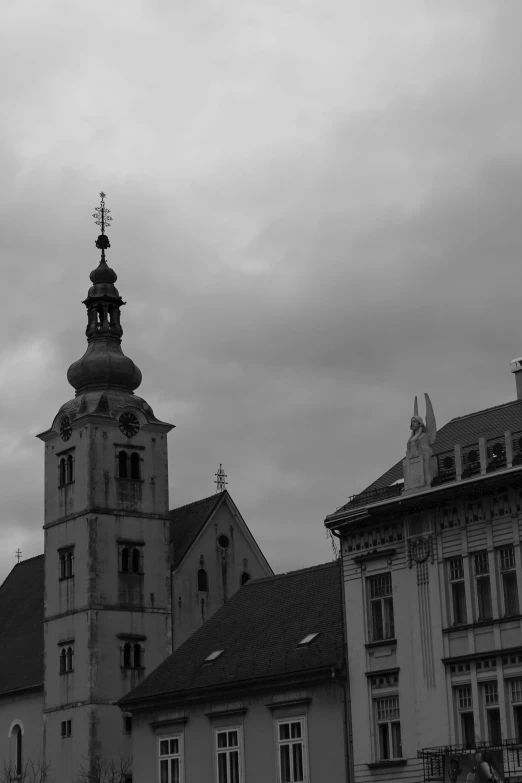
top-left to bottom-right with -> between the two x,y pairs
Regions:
204,650 -> 224,662
298,633 -> 319,646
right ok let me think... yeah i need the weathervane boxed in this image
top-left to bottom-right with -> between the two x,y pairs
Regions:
214,464 -> 228,493
16,549 -> 22,564
92,192 -> 112,261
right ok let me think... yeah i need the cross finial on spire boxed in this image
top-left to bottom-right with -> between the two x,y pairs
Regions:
15,549 -> 22,563
93,192 -> 112,261
214,463 -> 228,493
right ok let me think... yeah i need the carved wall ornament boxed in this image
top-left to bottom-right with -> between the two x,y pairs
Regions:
407,535 -> 433,568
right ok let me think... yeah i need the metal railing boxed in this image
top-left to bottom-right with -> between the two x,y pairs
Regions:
419,738 -> 522,781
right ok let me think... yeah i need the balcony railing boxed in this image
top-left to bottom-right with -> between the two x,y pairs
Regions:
419,738 -> 522,781
344,483 -> 403,509
340,428 -> 522,512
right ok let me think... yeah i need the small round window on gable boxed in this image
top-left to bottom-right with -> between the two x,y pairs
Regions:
218,534 -> 230,550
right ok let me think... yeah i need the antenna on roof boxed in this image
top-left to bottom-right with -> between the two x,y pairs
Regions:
214,464 -> 228,493
15,549 -> 22,564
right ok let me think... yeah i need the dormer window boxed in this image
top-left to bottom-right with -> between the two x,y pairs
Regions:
204,650 -> 224,662
298,633 -> 319,646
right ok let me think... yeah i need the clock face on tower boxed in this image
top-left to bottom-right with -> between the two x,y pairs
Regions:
60,415 -> 72,442
119,412 -> 140,438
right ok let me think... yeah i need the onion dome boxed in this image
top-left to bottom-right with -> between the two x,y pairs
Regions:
67,192 -> 142,396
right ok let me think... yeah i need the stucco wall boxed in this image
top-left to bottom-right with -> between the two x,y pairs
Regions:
172,500 -> 273,649
129,682 -> 347,783
0,689 -> 44,775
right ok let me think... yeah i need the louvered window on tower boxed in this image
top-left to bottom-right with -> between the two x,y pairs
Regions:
59,646 -> 74,674
59,458 -> 66,486
121,642 -> 144,670
58,547 -> 74,580
118,451 -> 128,479
130,452 -> 140,480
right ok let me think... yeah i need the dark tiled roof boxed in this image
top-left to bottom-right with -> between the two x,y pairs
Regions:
0,555 -> 44,696
336,398 -> 522,513
169,493 -> 224,568
120,561 -> 344,706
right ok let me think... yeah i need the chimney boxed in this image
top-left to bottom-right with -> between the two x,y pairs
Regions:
511,357 -> 522,400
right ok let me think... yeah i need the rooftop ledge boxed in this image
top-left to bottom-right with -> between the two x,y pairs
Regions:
325,429 -> 522,529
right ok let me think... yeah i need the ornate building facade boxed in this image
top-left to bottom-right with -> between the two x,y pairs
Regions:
326,381 -> 522,783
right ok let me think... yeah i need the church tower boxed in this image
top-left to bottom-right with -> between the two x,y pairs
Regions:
37,194 -> 173,782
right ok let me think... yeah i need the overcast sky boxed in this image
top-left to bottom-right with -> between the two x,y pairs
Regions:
2,0 -> 522,583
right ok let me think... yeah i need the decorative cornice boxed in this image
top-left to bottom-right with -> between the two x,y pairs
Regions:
352,548 -> 396,564
266,698 -> 311,711
149,717 -> 188,729
205,708 -> 248,719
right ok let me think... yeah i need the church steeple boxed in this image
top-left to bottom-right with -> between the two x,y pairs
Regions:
67,193 -> 142,395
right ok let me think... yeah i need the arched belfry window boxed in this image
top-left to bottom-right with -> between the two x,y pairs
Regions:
60,648 -> 67,674
131,548 -> 140,574
133,644 -> 142,668
123,643 -> 131,669
66,647 -> 74,672
59,458 -> 66,487
118,451 -> 128,479
66,454 -> 74,483
121,548 -> 129,573
198,568 -> 208,592
130,452 -> 140,480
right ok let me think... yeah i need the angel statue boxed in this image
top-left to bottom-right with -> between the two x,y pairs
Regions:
403,393 -> 437,491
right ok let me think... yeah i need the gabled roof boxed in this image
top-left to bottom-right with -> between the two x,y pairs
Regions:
333,398 -> 522,515
169,493 -> 223,568
0,555 -> 44,696
119,561 -> 344,707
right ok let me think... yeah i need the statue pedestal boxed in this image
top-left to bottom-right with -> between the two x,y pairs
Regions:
403,456 -> 425,494
402,454 -> 438,495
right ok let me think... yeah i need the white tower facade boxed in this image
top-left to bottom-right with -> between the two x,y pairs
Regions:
37,194 -> 173,782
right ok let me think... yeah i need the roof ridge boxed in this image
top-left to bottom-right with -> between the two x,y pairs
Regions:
243,561 -> 338,586
169,492 -> 225,514
15,554 -> 44,565
449,398 -> 521,423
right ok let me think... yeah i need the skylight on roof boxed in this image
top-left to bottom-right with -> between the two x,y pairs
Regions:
298,633 -> 319,646
204,650 -> 224,662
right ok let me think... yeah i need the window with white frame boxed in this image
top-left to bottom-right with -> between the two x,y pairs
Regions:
215,727 -> 242,783
482,681 -> 501,745
276,718 -> 308,783
367,573 -> 395,642
499,545 -> 519,617
374,696 -> 402,761
474,551 -> 493,621
448,556 -> 467,625
456,685 -> 474,747
159,735 -> 183,783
